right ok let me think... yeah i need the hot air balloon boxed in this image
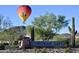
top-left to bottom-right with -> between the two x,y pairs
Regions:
17,5 -> 32,23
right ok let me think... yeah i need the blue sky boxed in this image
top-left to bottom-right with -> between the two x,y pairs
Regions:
0,5 -> 79,34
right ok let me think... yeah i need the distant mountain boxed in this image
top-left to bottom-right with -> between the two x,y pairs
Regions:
61,32 -> 79,39
4,26 -> 26,33
61,33 -> 70,36
61,33 -> 71,39
76,33 -> 79,36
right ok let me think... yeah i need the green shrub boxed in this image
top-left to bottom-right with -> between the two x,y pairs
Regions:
0,43 -> 5,50
13,40 -> 18,45
64,48 -> 70,53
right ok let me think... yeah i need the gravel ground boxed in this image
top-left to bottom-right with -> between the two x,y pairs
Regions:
0,48 -> 79,53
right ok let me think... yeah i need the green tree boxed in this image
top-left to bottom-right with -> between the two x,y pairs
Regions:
3,17 -> 12,29
0,15 -> 4,31
0,15 -> 12,31
0,15 -> 13,43
25,25 -> 32,35
32,13 -> 69,41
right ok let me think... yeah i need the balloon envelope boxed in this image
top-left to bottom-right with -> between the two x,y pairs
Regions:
17,5 -> 32,23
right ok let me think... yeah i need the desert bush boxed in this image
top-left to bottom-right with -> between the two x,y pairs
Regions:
13,40 -> 18,45
64,48 -> 70,53
52,35 -> 66,41
0,43 -> 5,50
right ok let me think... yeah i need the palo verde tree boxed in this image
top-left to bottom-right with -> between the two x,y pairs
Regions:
32,13 -> 69,41
0,15 -> 13,42
0,15 -> 4,31
0,15 -> 12,31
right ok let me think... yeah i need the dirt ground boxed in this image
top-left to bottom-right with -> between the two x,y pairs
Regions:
0,48 -> 79,53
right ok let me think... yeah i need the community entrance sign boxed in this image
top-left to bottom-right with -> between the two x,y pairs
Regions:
31,41 -> 65,47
